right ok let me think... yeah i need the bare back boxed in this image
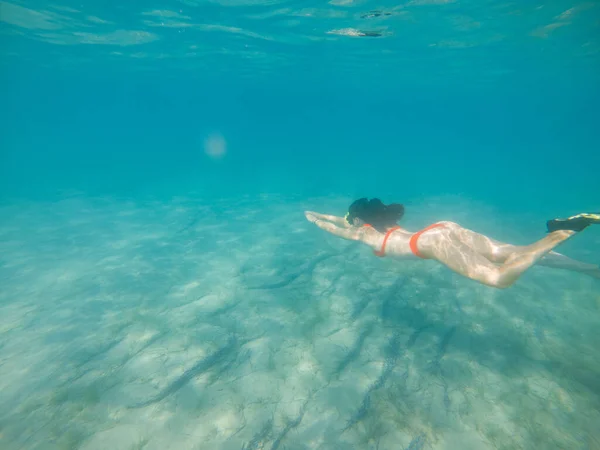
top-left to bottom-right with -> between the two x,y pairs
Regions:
359,226 -> 419,259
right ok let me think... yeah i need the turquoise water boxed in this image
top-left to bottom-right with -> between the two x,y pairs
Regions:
1,1 -> 600,449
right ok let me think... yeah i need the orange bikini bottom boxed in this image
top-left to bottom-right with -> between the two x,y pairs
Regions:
363,223 -> 445,258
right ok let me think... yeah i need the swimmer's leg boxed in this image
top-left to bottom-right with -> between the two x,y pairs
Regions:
423,227 -> 576,288
538,252 -> 600,279
443,222 -> 600,278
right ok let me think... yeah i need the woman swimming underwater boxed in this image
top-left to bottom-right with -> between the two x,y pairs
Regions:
305,198 -> 600,289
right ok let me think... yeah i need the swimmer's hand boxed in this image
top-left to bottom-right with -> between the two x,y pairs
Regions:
304,210 -> 360,240
304,211 -> 319,223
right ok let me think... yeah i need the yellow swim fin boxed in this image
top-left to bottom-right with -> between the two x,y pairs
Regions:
547,212 -> 600,233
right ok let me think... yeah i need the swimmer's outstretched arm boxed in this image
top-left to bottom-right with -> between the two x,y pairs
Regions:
304,211 -> 361,240
304,211 -> 350,227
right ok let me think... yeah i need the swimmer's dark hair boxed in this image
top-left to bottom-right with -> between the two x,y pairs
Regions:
346,198 -> 404,233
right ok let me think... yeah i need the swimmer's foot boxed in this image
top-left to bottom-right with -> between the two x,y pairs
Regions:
547,213 -> 600,233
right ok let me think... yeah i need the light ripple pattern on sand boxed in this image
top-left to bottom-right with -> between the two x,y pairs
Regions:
0,194 -> 599,450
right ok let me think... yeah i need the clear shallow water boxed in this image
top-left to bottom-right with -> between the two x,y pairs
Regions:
1,1 -> 600,449
1,194 -> 599,450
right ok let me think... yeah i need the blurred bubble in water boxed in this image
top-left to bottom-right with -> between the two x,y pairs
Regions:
204,133 -> 227,159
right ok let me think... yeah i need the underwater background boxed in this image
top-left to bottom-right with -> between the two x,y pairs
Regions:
1,1 -> 600,449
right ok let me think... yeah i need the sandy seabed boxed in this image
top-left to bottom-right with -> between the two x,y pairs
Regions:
1,194 -> 599,450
